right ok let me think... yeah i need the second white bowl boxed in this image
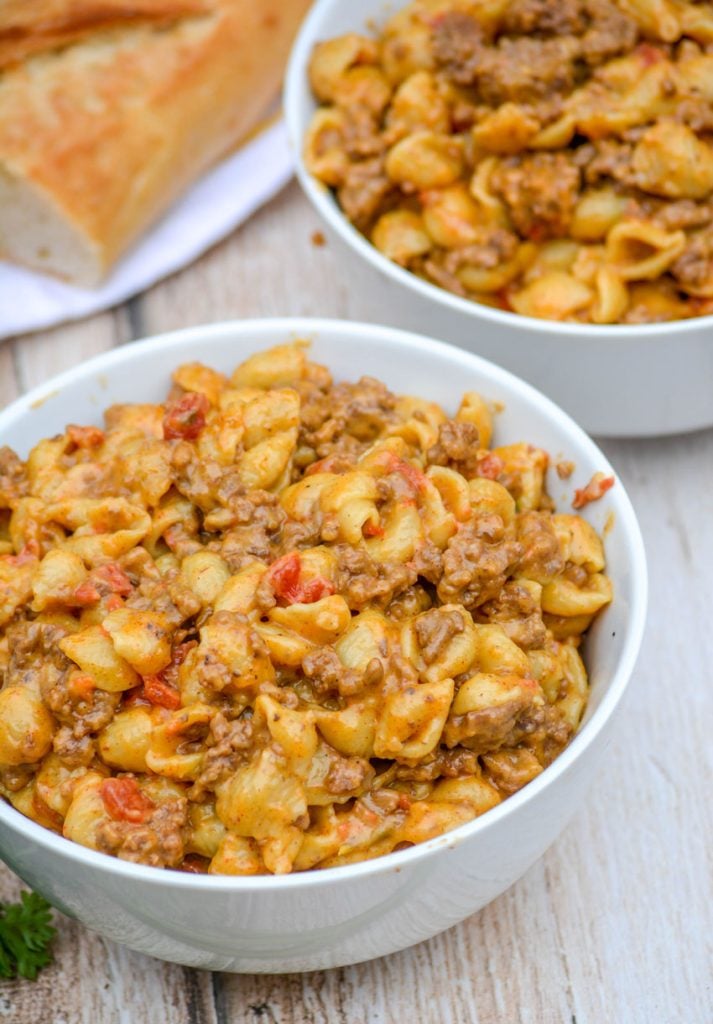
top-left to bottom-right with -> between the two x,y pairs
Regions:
284,0 -> 713,438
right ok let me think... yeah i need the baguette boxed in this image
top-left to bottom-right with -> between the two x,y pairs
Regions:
0,0 -> 311,285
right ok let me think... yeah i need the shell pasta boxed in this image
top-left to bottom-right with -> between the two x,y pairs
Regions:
0,343 -> 612,874
305,0 -> 713,324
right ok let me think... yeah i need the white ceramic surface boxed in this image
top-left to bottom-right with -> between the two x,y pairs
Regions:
0,319 -> 647,973
284,0 -> 713,439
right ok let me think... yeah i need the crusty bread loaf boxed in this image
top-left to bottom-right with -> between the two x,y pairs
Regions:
0,0 -> 310,285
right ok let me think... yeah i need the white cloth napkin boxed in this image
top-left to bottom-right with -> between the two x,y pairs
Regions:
0,119 -> 294,341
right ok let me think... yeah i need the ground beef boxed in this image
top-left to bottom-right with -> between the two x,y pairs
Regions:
126,575 -> 196,627
394,747 -> 479,782
386,585 -> 433,620
334,544 -> 416,610
337,158 -> 395,231
421,257 -> 468,298
6,620 -> 68,690
325,752 -> 373,795
516,512 -> 565,581
422,228 -> 520,297
301,648 -> 383,699
446,694 -> 544,753
478,582 -> 547,650
652,199 -> 713,231
481,748 -> 543,794
492,153 -> 581,240
97,796 -> 188,868
443,231 -> 520,274
52,729 -> 95,769
438,517 -> 522,611
299,376 -> 398,462
410,542 -> 444,586
427,420 -> 482,477
675,97 -> 713,133
342,107 -> 387,161
503,0 -> 585,36
671,229 -> 713,289
581,140 -> 634,186
477,36 -> 581,105
189,712 -> 253,800
0,446 -> 27,506
194,612 -> 269,693
431,11 -> 485,85
580,0 -> 639,65
414,607 -> 466,664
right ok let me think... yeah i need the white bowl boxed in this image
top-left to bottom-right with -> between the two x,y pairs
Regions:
284,0 -> 713,439
0,319 -> 647,973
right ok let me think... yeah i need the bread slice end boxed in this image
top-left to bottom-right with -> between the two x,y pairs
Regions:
0,163 -> 105,287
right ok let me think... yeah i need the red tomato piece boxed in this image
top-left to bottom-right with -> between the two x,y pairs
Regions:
295,576 -> 335,603
67,673 -> 96,702
95,563 -> 132,595
637,42 -> 664,66
142,675 -> 182,710
100,778 -> 155,824
363,520 -> 384,538
72,580 -> 101,605
572,473 -> 615,510
6,545 -> 38,567
267,552 -> 302,603
387,455 -> 428,495
67,424 -> 105,448
267,552 -> 334,605
476,452 -> 504,480
163,393 -> 210,441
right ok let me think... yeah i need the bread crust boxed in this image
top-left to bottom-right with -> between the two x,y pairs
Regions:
0,0 -> 311,283
0,1 -> 210,69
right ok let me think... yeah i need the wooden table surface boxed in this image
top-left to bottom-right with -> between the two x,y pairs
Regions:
1,183 -> 711,1024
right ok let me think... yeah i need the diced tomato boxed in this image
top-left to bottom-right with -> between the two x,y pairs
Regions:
295,576 -> 335,603
267,552 -> 334,605
6,545 -> 38,567
73,563 -> 132,605
637,42 -> 664,66
476,452 -> 504,480
142,674 -> 182,710
385,454 -> 428,495
525,223 -> 548,243
363,520 -> 384,538
305,455 -> 341,475
100,778 -> 155,824
397,792 -> 412,811
67,424 -> 105,448
68,672 -> 96,702
72,580 -> 101,606
163,392 -> 210,441
95,563 -> 132,595
267,552 -> 301,601
572,472 -> 615,510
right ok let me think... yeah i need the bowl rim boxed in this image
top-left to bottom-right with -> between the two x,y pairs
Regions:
284,0 -> 713,340
0,317 -> 648,892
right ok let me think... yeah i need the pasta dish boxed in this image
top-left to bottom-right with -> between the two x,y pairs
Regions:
305,0 -> 713,324
0,343 -> 612,873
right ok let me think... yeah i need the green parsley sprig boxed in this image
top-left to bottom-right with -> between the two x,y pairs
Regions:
0,891 -> 56,980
